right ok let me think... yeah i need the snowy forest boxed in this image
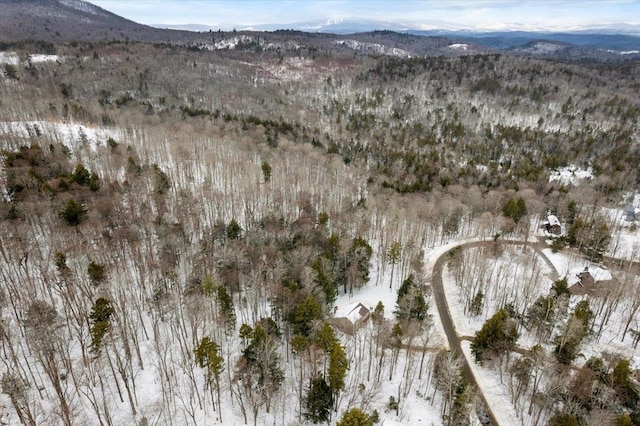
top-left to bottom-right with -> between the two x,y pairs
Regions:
0,25 -> 639,426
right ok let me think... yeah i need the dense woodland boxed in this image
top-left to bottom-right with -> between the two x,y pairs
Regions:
0,29 -> 639,426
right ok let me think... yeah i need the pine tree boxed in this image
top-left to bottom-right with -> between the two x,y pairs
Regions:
312,257 -> 337,306
471,308 -> 518,364
4,64 -> 18,80
59,198 -> 87,226
315,322 -> 338,353
345,236 -> 373,293
328,343 -> 349,395
214,285 -> 236,330
304,374 -> 333,424
548,413 -> 579,426
336,407 -> 373,426
288,295 -> 323,337
89,298 -> 114,354
151,163 -> 170,194
71,164 -> 90,186
261,161 -> 272,182
239,324 -> 253,348
554,301 -> 592,365
88,172 -> 100,191
226,218 -> 242,240
502,197 -> 527,223
396,274 -> 414,300
395,275 -> 428,323
194,336 -> 224,416
371,301 -> 384,324
387,241 -> 402,289
87,261 -> 106,286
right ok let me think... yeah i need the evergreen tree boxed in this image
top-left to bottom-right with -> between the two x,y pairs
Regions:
87,261 -> 106,285
59,198 -> 87,226
526,295 -> 556,337
4,64 -> 18,80
71,164 -> 90,186
214,285 -> 236,330
328,343 -> 349,395
312,257 -> 337,306
395,275 -> 428,323
371,301 -> 385,324
346,236 -> 373,290
502,197 -> 527,223
554,300 -> 592,364
387,241 -> 402,289
194,336 -> 224,415
88,172 -> 100,191
566,216 -> 611,261
616,414 -> 634,426
261,161 -> 272,182
304,374 -> 333,424
239,324 -> 253,348
611,359 -> 637,408
548,413 -> 579,426
89,298 -> 114,354
315,322 -> 338,353
194,337 -> 224,385
288,295 -> 323,337
226,218 -> 242,240
471,308 -> 518,364
336,408 -> 373,426
236,322 -> 284,420
396,274 -> 414,300
151,163 -> 170,194
551,277 -> 571,299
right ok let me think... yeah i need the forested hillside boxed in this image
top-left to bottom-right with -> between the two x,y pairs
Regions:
0,28 -> 639,426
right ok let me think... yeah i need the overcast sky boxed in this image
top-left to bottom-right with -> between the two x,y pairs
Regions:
89,1 -> 640,31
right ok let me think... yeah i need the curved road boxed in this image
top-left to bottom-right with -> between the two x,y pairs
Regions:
430,239 -> 559,426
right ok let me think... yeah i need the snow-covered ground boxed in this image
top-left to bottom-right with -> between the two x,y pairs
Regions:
1,118 -> 453,425
542,249 -> 640,369
0,52 -> 60,65
0,121 -> 121,153
449,43 -> 468,51
461,342 -> 520,426
335,40 -> 412,58
333,243 -> 449,350
439,239 -> 640,423
548,165 -> 593,185
1,117 -> 638,425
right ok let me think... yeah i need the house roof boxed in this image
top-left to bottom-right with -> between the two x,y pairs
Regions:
547,214 -> 561,226
567,265 -> 613,285
346,303 -> 369,322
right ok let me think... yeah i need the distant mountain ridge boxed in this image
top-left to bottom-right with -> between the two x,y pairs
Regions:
409,30 -> 640,52
151,17 -> 640,53
159,17 -> 640,37
0,1 -> 638,61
